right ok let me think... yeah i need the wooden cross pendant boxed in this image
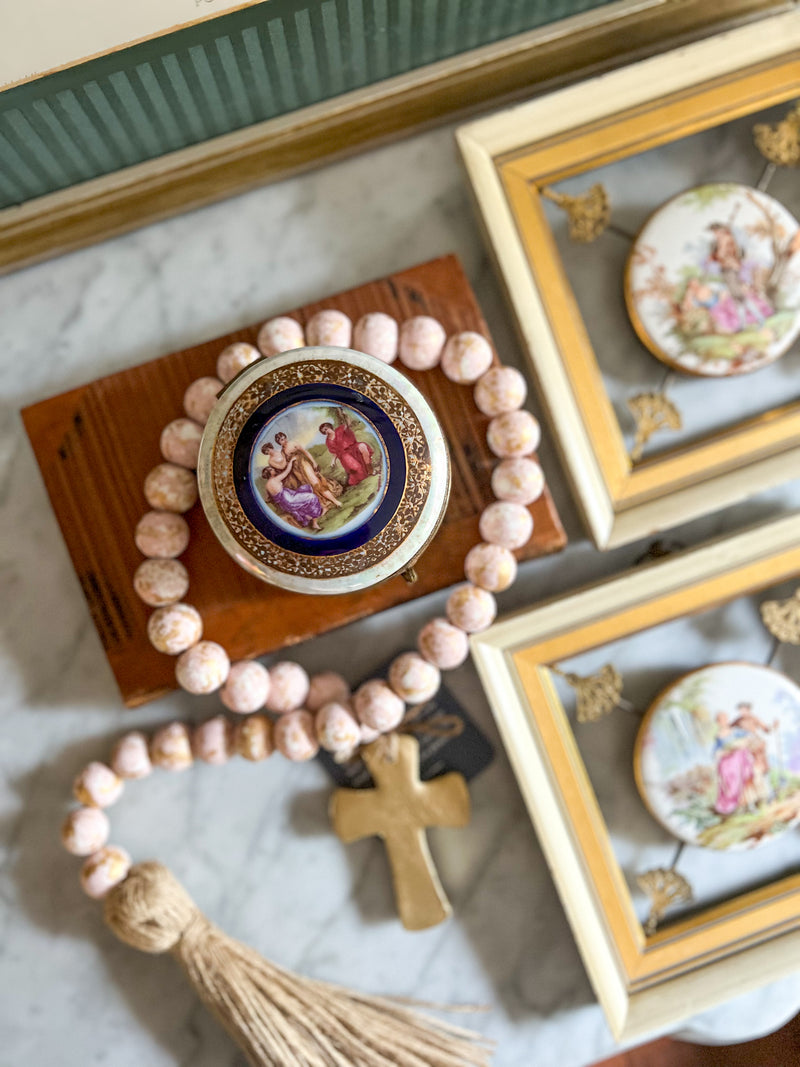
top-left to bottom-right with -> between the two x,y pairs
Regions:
329,734 -> 470,930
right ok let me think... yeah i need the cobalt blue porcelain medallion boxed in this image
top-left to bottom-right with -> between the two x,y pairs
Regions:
198,347 -> 450,594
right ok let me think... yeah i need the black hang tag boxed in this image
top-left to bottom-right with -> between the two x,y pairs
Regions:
316,677 -> 495,789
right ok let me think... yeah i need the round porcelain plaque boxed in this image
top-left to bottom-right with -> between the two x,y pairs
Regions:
625,182 -> 800,377
197,347 -> 451,595
634,662 -> 800,851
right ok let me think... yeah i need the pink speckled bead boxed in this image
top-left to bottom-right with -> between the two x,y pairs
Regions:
257,316 -> 305,357
217,342 -> 261,384
306,309 -> 352,348
147,603 -> 202,655
446,584 -> 497,633
440,332 -> 494,384
111,731 -> 152,780
464,542 -> 518,592
359,722 -> 382,745
274,709 -> 319,762
417,617 -> 470,669
353,312 -> 398,363
306,671 -> 351,713
144,463 -> 198,513
388,652 -> 441,704
150,722 -> 193,771
234,713 -> 273,761
487,410 -> 541,459
80,846 -> 131,899
491,457 -> 545,506
398,316 -> 446,370
474,366 -> 527,416
265,661 -> 309,714
220,660 -> 270,714
135,511 -> 190,559
133,558 -> 189,607
183,375 -> 223,425
61,807 -> 110,856
353,679 -> 405,732
315,701 -> 361,754
479,501 -> 534,550
175,641 -> 230,695
160,418 -> 203,469
73,762 -> 123,808
193,715 -> 233,765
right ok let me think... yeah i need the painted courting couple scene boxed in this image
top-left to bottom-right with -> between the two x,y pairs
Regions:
630,184 -> 800,374
639,665 -> 800,850
252,402 -> 386,537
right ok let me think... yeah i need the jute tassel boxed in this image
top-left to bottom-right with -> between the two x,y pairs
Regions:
105,862 -> 494,1067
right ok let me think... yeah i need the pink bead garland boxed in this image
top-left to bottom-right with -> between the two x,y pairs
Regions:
62,807 -> 110,855
217,342 -> 261,383
111,731 -> 152,779
353,313 -> 398,364
62,307 -> 550,899
193,715 -> 233,765
315,701 -> 361,755
257,316 -> 305,357
160,418 -> 203,469
132,308 -> 545,734
183,376 -> 223,424
221,660 -> 271,714
133,559 -> 189,607
131,308 -> 546,715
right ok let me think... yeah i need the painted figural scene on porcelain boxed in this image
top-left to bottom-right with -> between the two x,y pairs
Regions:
199,348 -> 451,594
250,401 -> 388,540
635,663 -> 800,851
627,183 -> 800,377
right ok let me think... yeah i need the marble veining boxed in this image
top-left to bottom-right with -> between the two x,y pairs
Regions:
2,120 -> 800,1067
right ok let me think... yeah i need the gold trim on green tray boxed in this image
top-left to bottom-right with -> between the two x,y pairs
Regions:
0,0 -> 786,275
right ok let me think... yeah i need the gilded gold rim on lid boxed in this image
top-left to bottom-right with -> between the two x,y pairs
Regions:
197,346 -> 451,595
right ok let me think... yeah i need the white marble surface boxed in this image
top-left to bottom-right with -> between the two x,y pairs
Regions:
2,121 -> 800,1067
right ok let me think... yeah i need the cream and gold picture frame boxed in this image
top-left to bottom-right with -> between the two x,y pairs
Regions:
471,512 -> 800,1042
457,12 -> 800,549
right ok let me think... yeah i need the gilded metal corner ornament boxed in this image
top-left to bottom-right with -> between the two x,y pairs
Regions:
637,868 -> 693,936
754,103 -> 800,168
540,183 -> 611,242
551,664 -> 623,723
627,391 -> 682,461
761,588 -> 800,645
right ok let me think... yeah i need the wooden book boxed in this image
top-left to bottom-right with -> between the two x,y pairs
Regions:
22,255 -> 566,707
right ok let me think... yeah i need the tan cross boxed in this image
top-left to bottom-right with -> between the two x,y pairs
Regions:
329,734 -> 470,930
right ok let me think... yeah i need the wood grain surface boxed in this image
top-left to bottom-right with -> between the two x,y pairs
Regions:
22,255 -> 566,707
594,1010 -> 800,1067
